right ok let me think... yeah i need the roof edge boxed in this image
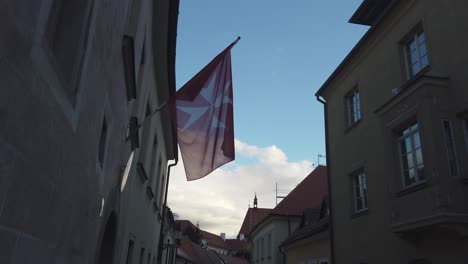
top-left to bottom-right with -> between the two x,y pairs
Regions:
315,0 -> 400,98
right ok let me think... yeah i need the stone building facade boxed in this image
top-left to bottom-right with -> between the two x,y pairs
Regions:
316,0 -> 468,263
0,0 -> 179,263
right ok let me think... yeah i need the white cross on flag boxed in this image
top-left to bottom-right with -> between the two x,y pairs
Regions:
175,38 -> 239,181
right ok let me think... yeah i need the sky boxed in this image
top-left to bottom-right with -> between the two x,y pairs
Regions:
168,0 -> 369,238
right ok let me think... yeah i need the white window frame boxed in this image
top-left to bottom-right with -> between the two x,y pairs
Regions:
398,122 -> 425,187
352,171 -> 368,213
346,88 -> 361,127
442,120 -> 459,177
404,30 -> 429,79
319,257 -> 329,264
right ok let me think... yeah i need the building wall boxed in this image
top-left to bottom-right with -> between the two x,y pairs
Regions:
284,235 -> 329,264
321,0 -> 468,263
0,0 -> 177,263
251,217 -> 300,264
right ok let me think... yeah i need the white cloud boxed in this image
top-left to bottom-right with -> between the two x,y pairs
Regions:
167,139 -> 313,238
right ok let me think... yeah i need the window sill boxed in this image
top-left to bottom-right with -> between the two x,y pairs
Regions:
395,181 -> 427,197
344,119 -> 362,134
351,209 -> 369,219
405,65 -> 431,85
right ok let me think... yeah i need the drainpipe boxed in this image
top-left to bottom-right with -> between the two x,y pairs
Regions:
157,156 -> 178,264
315,95 -> 335,264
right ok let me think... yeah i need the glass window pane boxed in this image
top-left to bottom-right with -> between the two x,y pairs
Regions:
409,167 -> 416,180
356,197 -> 363,211
413,132 -> 421,148
417,165 -> 425,180
415,149 -> 423,166
406,169 -> 416,186
402,127 -> 410,136
419,43 -> 427,57
417,32 -> 425,44
421,55 -> 429,68
405,138 -> 412,153
412,64 -> 421,75
411,51 -> 419,64
411,122 -> 419,131
407,153 -> 414,169
409,40 -> 417,51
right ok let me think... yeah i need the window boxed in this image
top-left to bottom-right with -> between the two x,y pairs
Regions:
443,121 -> 459,176
98,117 -> 108,167
345,88 -> 361,127
267,234 -> 271,258
46,0 -> 93,103
139,248 -> 145,264
308,259 -> 318,264
256,240 -> 259,262
149,134 -> 158,181
145,102 -> 151,117
126,240 -> 135,264
399,122 -> 425,186
463,117 -> 468,153
352,170 -> 368,212
261,237 -> 264,260
122,36 -> 137,100
404,30 -> 429,78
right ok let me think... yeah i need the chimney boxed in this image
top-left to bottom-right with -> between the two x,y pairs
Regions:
220,233 -> 226,241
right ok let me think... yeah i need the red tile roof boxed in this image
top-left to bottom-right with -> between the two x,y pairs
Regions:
177,236 -> 200,263
218,254 -> 249,264
176,219 -> 197,233
271,165 -> 328,217
238,207 -> 272,236
225,239 -> 247,251
201,229 -> 228,250
176,219 -> 246,252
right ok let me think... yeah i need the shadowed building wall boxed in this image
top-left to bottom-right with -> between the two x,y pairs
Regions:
0,0 -> 178,263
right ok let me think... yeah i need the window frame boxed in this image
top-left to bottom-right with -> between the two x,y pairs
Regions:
344,87 -> 362,128
126,239 -> 135,264
267,233 -> 271,258
463,117 -> 468,154
45,0 -> 95,104
98,116 -> 108,167
352,170 -> 368,213
402,25 -> 430,79
442,120 -> 459,177
398,121 -> 425,188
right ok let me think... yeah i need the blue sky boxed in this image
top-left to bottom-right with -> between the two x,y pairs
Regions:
170,0 -> 370,236
175,0 -> 369,162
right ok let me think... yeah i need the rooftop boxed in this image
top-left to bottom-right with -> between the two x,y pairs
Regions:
349,0 -> 394,26
238,207 -> 272,236
271,165 -> 328,217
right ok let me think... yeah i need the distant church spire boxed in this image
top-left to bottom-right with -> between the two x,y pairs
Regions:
254,193 -> 258,208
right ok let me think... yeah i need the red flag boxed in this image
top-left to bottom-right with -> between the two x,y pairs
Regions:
176,38 -> 239,181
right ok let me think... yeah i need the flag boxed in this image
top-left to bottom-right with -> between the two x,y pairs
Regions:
176,38 -> 239,181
